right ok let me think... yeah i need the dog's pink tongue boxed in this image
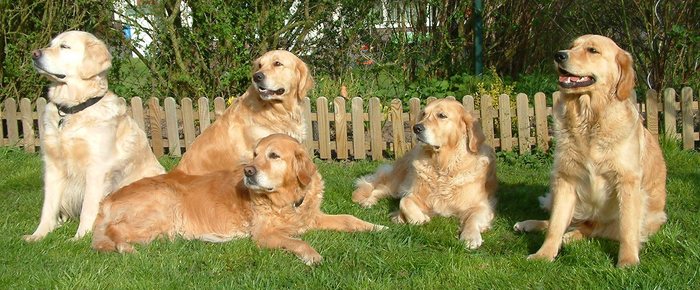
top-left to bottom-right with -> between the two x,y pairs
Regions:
559,76 -> 570,82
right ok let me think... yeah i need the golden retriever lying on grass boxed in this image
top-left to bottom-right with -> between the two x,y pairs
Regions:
24,31 -> 164,242
175,50 -> 313,176
514,35 -> 667,268
352,99 -> 497,249
92,134 -> 385,265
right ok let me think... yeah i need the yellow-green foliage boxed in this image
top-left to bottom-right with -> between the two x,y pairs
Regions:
475,67 -> 516,111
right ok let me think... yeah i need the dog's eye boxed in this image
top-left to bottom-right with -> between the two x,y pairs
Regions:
268,152 -> 280,159
60,44 -> 70,49
587,47 -> 599,54
437,113 -> 448,119
253,152 -> 258,158
273,61 -> 283,67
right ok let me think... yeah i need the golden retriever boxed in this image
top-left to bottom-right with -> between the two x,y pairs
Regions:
513,35 -> 667,267
92,134 -> 385,265
352,99 -> 497,249
175,50 -> 313,175
24,31 -> 164,241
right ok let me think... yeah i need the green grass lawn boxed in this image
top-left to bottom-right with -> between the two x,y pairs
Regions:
1,144 -> 698,289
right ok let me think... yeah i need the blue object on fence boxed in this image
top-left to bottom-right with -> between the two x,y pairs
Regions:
123,26 -> 132,39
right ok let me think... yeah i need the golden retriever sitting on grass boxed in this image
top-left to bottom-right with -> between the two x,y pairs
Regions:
24,31 -> 164,242
513,35 -> 667,268
175,50 -> 313,176
92,134 -> 385,265
352,99 -> 497,249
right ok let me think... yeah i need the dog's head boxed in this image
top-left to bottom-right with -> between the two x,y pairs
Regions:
413,99 -> 485,153
251,50 -> 314,102
554,34 -> 635,100
32,31 -> 112,82
243,134 -> 316,194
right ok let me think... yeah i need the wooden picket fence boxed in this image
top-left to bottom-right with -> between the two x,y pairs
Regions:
1,87 -> 698,160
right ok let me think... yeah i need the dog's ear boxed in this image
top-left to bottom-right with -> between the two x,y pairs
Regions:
615,50 -> 635,101
295,58 -> 314,99
79,39 -> 112,79
294,146 -> 316,187
463,110 -> 485,153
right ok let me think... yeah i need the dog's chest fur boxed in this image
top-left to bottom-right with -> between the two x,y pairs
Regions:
553,96 -> 642,220
410,150 -> 485,215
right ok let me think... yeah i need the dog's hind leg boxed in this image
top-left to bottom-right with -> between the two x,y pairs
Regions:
352,165 -> 395,207
91,204 -> 120,252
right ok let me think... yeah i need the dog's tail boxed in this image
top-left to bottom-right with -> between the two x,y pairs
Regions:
91,203 -> 116,252
352,164 -> 398,208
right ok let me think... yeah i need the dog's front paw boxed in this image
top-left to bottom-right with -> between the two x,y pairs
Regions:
513,222 -> 525,232
390,211 -> 406,224
527,252 -> 556,262
460,232 -> 483,250
562,230 -> 584,244
616,252 -> 640,268
616,257 -> 639,268
300,251 -> 323,266
22,234 -> 45,243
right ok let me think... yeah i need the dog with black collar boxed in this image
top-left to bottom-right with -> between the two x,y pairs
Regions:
23,30 -> 164,242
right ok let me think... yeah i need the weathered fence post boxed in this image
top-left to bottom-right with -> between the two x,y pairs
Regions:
164,97 -> 180,156
498,94 -> 512,151
198,97 -> 211,132
664,88 -> 677,139
408,98 -> 421,148
131,97 -> 145,131
333,97 -> 348,159
181,98 -> 196,149
147,97 -> 164,157
317,97 -> 331,159
534,92 -> 549,151
4,98 -> 18,146
390,99 -> 405,157
20,98 -> 35,152
516,93 -> 530,154
369,97 -> 383,160
480,95 -> 494,148
681,87 -> 694,150
351,97 -> 365,159
645,89 -> 659,138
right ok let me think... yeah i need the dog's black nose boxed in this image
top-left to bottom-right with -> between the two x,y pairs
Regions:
31,50 -> 42,60
554,51 -> 568,63
413,124 -> 425,134
244,166 -> 257,177
253,72 -> 265,83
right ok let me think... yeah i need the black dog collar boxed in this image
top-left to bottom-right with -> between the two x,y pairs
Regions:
55,96 -> 104,116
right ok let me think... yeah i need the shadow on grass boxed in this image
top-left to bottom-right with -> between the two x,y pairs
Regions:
495,181 -> 550,253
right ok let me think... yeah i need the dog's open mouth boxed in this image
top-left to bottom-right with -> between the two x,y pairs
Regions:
257,86 -> 286,97
558,67 -> 595,88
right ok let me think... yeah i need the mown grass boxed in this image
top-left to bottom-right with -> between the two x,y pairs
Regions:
0,144 -> 698,289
